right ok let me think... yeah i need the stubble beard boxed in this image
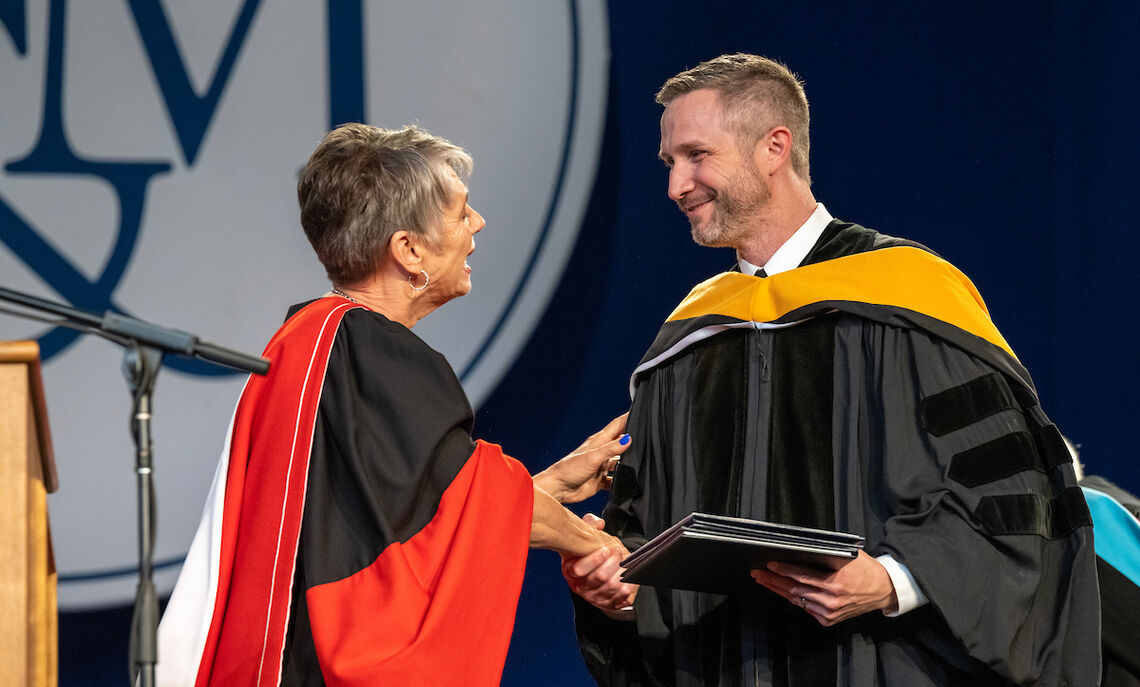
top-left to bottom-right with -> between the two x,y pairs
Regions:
687,168 -> 771,248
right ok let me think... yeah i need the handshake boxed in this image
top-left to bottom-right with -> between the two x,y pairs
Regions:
529,413 -> 638,619
529,412 -> 897,629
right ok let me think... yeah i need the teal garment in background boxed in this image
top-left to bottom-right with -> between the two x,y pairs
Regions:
1084,485 -> 1140,585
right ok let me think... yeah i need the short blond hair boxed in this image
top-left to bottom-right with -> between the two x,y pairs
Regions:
657,53 -> 811,184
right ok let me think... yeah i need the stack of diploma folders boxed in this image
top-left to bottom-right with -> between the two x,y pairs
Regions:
620,513 -> 864,595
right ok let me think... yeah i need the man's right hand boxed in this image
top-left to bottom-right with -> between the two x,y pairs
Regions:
562,514 -> 638,620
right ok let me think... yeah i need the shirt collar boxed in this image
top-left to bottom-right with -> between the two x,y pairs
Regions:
738,203 -> 833,276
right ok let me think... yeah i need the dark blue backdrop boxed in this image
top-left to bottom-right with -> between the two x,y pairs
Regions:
59,2 -> 1140,685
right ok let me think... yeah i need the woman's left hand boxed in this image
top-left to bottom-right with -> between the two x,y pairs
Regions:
533,413 -> 630,503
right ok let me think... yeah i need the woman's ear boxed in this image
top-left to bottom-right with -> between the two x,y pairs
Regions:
388,230 -> 424,272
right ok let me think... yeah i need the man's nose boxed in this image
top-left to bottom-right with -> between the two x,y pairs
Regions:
667,166 -> 694,201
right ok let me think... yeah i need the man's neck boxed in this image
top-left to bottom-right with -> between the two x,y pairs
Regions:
735,187 -> 818,266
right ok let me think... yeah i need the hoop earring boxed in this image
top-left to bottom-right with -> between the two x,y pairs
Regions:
409,269 -> 430,291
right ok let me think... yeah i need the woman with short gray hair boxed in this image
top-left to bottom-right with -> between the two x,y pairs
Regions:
157,122 -> 630,686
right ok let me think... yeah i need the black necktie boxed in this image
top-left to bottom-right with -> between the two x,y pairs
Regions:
754,267 -> 768,278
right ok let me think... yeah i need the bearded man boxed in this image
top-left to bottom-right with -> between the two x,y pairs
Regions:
565,53 -> 1100,687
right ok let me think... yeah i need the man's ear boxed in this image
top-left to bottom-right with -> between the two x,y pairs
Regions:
753,126 -> 793,176
388,230 -> 424,273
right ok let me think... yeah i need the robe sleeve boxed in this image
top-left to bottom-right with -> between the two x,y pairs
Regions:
305,441 -> 534,686
855,322 -> 1100,685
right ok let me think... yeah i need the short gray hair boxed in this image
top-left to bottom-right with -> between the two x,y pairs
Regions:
656,53 -> 811,184
297,123 -> 473,285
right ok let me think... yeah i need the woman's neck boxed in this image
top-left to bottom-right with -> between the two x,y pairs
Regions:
332,272 -> 433,329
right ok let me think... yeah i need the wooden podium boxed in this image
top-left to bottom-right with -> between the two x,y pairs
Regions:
0,341 -> 59,687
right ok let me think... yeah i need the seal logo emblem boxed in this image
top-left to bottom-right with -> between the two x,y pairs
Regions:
0,0 -> 607,607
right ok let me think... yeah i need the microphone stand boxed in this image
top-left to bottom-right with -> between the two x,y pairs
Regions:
0,285 -> 269,687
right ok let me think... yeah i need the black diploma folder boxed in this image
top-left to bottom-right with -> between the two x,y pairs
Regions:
619,513 -> 864,594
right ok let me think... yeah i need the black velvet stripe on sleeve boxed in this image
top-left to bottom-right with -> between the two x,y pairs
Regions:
1023,421 -> 1075,477
973,487 -> 1093,539
919,372 -> 1020,437
948,432 -> 1043,487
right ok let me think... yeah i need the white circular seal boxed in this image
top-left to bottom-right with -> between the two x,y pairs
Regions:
0,0 -> 607,608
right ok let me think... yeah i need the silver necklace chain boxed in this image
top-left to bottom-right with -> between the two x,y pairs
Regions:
330,287 -> 357,303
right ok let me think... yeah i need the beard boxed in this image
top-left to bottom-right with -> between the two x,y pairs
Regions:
684,167 -> 770,248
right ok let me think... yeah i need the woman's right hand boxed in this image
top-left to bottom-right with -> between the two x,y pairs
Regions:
562,514 -> 638,617
530,485 -> 630,562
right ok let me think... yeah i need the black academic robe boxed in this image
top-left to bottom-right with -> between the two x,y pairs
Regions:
157,296 -> 534,687
575,220 -> 1101,686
